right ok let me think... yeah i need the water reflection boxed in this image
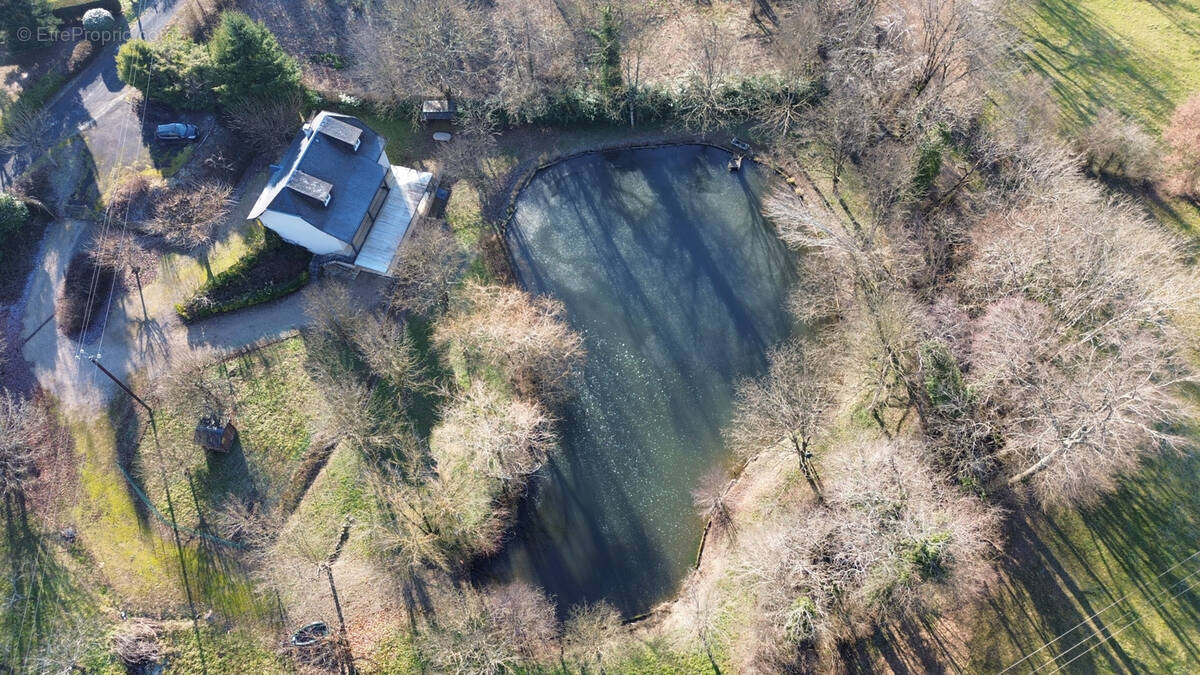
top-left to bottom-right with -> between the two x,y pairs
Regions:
489,145 -> 797,616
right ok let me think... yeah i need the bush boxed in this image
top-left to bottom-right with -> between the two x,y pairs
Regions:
68,39 -> 95,73
117,32 -> 216,110
176,228 -> 311,322
1164,93 -> 1200,198
81,7 -> 114,33
0,193 -> 30,241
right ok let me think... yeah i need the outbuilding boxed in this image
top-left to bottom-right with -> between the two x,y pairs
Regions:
194,419 -> 238,453
420,99 -> 456,122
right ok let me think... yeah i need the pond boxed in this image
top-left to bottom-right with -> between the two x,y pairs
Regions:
488,144 -> 797,616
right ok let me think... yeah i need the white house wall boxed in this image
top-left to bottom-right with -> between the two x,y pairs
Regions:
258,210 -> 353,256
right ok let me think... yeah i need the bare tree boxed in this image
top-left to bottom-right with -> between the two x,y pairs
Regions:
417,583 -> 557,674
734,437 -> 999,665
1164,92 -> 1200,198
434,108 -> 500,187
390,218 -> 468,317
358,0 -> 493,104
0,101 -> 53,163
431,382 -> 557,487
435,282 -> 585,402
111,619 -> 163,668
0,391 -> 45,510
680,19 -> 735,134
151,347 -> 233,422
491,0 -> 582,121
349,311 -> 426,396
726,339 -> 839,496
1075,108 -> 1158,182
563,600 -> 626,671
692,465 -> 734,540
961,161 -> 1200,505
148,180 -> 233,250
224,92 -> 305,154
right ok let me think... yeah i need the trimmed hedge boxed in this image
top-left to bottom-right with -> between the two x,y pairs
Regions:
176,228 -> 312,322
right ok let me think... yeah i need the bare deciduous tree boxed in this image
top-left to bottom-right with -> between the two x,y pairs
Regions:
417,583 -> 557,674
435,282 -> 585,402
148,180 -> 233,250
726,339 -> 839,496
962,160 -> 1200,505
0,391 -> 45,508
491,0 -> 582,122
1164,92 -> 1200,198
359,0 -> 493,104
432,382 -> 556,487
735,437 -> 999,667
391,218 -> 468,317
1075,108 -> 1158,182
563,600 -> 627,671
224,92 -> 305,154
692,465 -> 734,540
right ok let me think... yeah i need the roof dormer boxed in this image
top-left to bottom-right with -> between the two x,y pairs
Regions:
318,115 -> 363,152
287,170 -> 332,207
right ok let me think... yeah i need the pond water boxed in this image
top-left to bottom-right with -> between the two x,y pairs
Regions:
489,145 -> 797,616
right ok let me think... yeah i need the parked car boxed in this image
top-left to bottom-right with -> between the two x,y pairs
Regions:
155,123 -> 198,141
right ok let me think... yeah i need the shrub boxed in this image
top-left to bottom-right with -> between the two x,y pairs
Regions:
1076,108 -> 1157,183
81,8 -> 115,34
176,228 -> 311,322
117,32 -> 216,110
1164,93 -> 1200,198
209,12 -> 301,107
68,39 -> 95,73
0,193 -> 30,241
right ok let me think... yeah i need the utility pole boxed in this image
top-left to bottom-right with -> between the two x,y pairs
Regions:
89,357 -> 153,416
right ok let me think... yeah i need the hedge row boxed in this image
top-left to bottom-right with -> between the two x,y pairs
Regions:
176,228 -> 312,322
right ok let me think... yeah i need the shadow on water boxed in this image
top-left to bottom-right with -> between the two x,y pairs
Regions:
484,145 -> 797,617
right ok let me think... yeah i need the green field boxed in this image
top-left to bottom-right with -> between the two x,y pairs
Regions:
1022,0 -> 1200,131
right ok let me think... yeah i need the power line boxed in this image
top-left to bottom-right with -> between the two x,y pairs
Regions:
1048,568 -> 1200,674
95,37 -> 157,359
999,545 -> 1200,674
75,44 -> 143,362
1029,562 -> 1200,673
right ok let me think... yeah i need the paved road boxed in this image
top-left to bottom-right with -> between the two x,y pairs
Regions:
5,1 -> 391,410
2,0 -> 186,186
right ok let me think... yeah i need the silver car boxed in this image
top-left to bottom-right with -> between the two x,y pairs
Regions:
155,122 -> 198,141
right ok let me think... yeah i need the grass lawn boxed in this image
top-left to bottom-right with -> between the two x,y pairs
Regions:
1021,0 -> 1200,235
1021,0 -> 1200,132
135,336 -> 320,533
966,447 -> 1200,674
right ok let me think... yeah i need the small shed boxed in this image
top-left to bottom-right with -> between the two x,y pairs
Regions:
420,99 -> 456,123
194,419 -> 238,453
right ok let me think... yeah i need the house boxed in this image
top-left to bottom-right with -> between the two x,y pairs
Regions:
194,419 -> 238,453
248,111 -> 434,276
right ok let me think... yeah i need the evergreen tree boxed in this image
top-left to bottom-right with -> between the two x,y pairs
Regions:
0,0 -> 57,52
209,12 -> 301,106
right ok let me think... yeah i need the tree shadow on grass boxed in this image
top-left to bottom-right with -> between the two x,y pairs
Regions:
1022,0 -> 1177,129
1,502 -> 103,672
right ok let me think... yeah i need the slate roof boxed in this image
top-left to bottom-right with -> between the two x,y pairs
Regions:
249,111 -> 388,244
